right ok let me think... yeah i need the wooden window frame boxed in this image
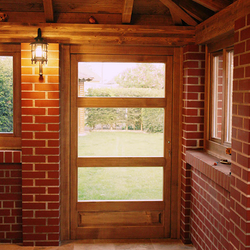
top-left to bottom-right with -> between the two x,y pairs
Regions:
0,44 -> 21,149
205,40 -> 233,160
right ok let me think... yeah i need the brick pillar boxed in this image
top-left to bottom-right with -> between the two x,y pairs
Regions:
230,15 -> 250,250
21,43 -> 60,246
181,45 -> 205,243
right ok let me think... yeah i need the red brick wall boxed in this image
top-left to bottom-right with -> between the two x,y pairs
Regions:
230,15 -> 250,250
21,43 -> 60,246
181,45 -> 205,243
0,151 -> 22,243
186,151 -> 231,250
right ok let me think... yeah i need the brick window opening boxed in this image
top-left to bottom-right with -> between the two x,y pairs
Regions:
206,47 -> 233,158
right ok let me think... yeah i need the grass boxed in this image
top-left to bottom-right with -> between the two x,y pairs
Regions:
78,167 -> 163,201
78,131 -> 163,156
78,131 -> 164,201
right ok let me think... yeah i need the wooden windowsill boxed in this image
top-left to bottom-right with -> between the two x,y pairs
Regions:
0,150 -> 22,164
186,149 -> 231,192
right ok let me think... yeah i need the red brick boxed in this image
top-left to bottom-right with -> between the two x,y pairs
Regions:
22,203 -> 46,209
22,218 -> 46,225
35,179 -> 59,186
35,116 -> 59,123
232,116 -> 243,128
35,132 -> 59,139
22,92 -> 46,99
48,156 -> 59,162
22,155 -> 46,162
22,124 -> 46,131
240,52 -> 250,65
22,100 -> 33,106
48,124 -> 60,131
35,211 -> 59,217
48,92 -> 59,99
35,84 -> 59,91
22,140 -> 46,147
35,163 -> 59,171
48,140 -> 59,146
234,42 -> 245,55
22,187 -> 46,194
35,226 -> 59,233
22,116 -> 33,123
234,67 -> 244,78
48,108 -> 60,115
22,108 -> 46,115
23,234 -> 46,241
48,203 -> 60,210
241,26 -> 250,41
35,100 -> 59,107
22,171 -> 46,178
235,16 -> 246,31
35,148 -> 59,155
239,79 -> 250,91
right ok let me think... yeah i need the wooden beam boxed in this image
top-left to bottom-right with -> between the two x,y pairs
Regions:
43,0 -> 54,22
173,0 -> 214,22
0,23 -> 195,46
192,0 -> 232,12
169,9 -> 182,25
196,0 -> 250,44
122,0 -> 134,23
159,0 -> 197,26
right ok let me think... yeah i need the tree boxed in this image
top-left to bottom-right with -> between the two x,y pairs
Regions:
114,63 -> 165,89
0,57 -> 13,133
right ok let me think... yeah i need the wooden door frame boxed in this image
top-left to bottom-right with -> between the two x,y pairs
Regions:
60,44 -> 183,241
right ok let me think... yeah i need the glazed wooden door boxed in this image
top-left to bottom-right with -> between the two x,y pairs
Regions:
70,52 -> 173,239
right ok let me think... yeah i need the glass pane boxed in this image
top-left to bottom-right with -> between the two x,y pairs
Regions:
78,108 -> 164,156
78,62 -> 165,97
211,54 -> 223,140
78,167 -> 163,201
225,50 -> 233,143
0,56 -> 13,133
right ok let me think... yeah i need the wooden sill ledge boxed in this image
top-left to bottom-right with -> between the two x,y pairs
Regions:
186,149 -> 231,191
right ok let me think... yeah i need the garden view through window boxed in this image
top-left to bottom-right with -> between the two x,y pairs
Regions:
77,62 -> 165,201
0,56 -> 13,133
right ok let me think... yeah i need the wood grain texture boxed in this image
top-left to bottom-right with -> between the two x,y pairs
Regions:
195,0 -> 250,45
43,0 -> 54,22
122,0 -> 134,23
159,0 -> 197,26
193,0 -> 232,12
0,23 -> 195,46
60,45 -> 71,240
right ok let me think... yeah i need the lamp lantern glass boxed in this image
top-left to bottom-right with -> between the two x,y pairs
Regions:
30,28 -> 48,76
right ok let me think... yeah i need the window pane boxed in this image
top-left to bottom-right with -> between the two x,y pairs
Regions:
225,51 -> 233,143
78,167 -> 163,201
211,54 -> 223,140
78,108 -> 164,157
0,56 -> 13,133
78,62 -> 165,97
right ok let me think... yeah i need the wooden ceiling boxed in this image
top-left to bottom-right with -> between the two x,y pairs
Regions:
0,0 -> 234,26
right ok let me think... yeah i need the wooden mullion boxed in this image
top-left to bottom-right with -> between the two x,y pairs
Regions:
77,157 -> 165,167
77,201 -> 164,211
77,97 -> 165,108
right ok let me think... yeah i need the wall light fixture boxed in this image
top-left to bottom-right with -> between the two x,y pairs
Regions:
30,28 -> 48,76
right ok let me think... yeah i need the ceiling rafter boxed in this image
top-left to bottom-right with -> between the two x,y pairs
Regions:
192,0 -> 232,12
169,9 -> 182,25
43,0 -> 54,22
173,0 -> 214,22
159,0 -> 197,26
122,0 -> 134,23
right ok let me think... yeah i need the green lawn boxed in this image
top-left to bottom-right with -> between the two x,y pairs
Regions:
78,131 -> 163,156
78,131 -> 164,201
78,167 -> 163,201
